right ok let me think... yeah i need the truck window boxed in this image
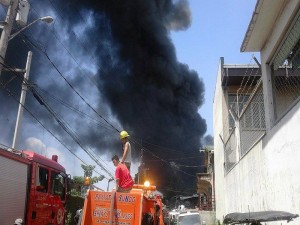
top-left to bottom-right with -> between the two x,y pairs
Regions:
36,167 -> 49,192
51,172 -> 65,200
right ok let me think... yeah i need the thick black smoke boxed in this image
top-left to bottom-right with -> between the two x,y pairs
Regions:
0,0 -> 206,194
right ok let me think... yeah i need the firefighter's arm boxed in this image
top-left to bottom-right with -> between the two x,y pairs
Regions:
115,178 -> 119,191
121,142 -> 129,163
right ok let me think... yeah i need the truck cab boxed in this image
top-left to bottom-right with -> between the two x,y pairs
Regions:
0,147 -> 68,225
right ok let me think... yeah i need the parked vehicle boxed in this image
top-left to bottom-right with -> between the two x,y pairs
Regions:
0,145 -> 69,225
178,210 -> 201,225
223,210 -> 299,224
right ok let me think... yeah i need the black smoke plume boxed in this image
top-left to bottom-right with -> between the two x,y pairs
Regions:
0,0 -> 206,194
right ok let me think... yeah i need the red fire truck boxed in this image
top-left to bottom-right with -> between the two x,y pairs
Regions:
0,145 -> 69,225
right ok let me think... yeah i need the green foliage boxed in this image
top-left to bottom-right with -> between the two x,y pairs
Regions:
91,175 -> 104,184
81,164 -> 95,177
73,176 -> 84,184
65,164 -> 105,225
65,195 -> 84,225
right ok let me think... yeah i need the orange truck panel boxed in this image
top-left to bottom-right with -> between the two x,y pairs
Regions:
80,188 -> 163,225
81,189 -> 143,225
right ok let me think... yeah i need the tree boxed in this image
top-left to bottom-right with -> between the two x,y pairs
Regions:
66,165 -> 105,225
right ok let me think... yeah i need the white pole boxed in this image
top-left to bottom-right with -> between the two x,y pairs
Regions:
0,0 -> 19,78
12,51 -> 32,149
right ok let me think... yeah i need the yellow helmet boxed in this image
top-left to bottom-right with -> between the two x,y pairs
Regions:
120,130 -> 130,139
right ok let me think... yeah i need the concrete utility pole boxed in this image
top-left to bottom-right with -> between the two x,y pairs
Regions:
12,51 -> 32,149
0,0 -> 19,78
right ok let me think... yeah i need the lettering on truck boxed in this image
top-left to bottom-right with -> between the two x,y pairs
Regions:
95,193 -> 113,201
93,207 -> 109,218
94,220 -> 130,225
118,195 -> 136,203
115,209 -> 134,220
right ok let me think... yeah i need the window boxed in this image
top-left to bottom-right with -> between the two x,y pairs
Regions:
271,10 -> 300,120
36,167 -> 49,192
51,172 -> 65,200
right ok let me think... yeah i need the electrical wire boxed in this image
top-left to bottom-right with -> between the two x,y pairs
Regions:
18,35 -> 164,178
0,59 -> 115,178
131,138 -> 196,178
0,72 -> 110,179
36,86 -> 117,132
22,35 -> 120,134
5,3 -> 205,183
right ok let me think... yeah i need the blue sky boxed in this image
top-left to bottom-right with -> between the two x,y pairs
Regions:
171,0 -> 258,136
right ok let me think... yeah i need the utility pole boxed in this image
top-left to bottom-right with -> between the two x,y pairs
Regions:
12,51 -> 32,149
0,0 -> 19,78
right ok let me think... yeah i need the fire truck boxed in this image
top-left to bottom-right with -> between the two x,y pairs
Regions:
0,145 -> 69,225
78,183 -> 164,225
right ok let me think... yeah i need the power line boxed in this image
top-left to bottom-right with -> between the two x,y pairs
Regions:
0,74 -> 111,179
25,3 -> 196,158
6,5 -> 203,181
36,86 -> 118,132
22,35 -> 121,134
131,139 -> 196,178
0,59 -> 115,178
34,43 -> 199,177
27,2 -> 116,132
31,87 -> 115,178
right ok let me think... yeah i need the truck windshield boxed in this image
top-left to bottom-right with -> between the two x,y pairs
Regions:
178,214 -> 201,225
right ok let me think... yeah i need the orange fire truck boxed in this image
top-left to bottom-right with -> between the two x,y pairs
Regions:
0,145 -> 69,225
78,183 -> 164,225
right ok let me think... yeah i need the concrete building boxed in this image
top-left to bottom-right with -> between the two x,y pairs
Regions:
213,0 -> 300,224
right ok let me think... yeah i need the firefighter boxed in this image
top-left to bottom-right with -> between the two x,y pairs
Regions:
120,130 -> 132,171
112,154 -> 134,192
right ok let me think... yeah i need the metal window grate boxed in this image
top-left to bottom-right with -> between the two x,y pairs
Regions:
224,129 -> 237,173
271,8 -> 300,119
239,81 -> 266,156
223,78 -> 266,173
273,67 -> 300,119
273,12 -> 300,70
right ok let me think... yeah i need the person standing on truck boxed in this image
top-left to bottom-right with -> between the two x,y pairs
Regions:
120,130 -> 132,171
112,154 -> 134,192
